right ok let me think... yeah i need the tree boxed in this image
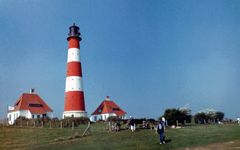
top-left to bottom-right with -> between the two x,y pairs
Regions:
194,111 -> 225,124
162,108 -> 192,126
215,111 -> 224,121
162,108 -> 177,125
194,112 -> 208,124
179,108 -> 192,124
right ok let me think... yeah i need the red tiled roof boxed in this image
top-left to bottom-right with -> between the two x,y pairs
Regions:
10,93 -> 53,114
91,97 -> 126,116
28,107 -> 47,114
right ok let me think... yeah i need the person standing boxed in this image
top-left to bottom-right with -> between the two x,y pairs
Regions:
129,116 -> 136,132
157,117 -> 165,144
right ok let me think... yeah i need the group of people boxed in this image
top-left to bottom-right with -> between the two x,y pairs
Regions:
127,116 -> 166,145
107,121 -> 121,132
126,116 -> 240,145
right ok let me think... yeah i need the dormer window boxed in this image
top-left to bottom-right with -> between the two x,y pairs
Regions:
98,107 -> 103,113
29,104 -> 43,107
112,108 -> 120,111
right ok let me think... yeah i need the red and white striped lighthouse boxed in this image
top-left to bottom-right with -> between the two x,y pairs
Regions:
63,23 -> 87,118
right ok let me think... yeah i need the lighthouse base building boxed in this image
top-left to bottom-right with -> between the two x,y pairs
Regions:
63,111 -> 87,118
90,96 -> 126,122
7,89 -> 53,125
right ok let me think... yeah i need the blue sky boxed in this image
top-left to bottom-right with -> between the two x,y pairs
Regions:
0,0 -> 240,119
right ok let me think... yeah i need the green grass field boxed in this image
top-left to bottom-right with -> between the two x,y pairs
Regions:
1,123 -> 240,150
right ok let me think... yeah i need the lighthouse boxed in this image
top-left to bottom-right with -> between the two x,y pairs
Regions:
63,23 -> 87,118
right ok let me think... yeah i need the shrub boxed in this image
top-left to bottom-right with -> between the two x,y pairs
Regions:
62,117 -> 90,127
14,116 -> 30,126
107,116 -> 122,122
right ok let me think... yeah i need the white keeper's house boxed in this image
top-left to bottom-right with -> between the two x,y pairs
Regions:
7,89 -> 53,125
90,96 -> 126,122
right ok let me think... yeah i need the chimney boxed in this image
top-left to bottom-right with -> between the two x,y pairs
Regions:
106,96 -> 110,101
30,88 -> 35,94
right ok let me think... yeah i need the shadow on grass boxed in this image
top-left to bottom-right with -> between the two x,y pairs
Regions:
165,139 -> 172,143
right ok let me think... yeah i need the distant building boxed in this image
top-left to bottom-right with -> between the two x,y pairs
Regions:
90,96 -> 126,122
7,89 -> 53,125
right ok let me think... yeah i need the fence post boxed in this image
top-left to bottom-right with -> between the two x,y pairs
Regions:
5,118 -> 8,127
41,121 -> 43,128
176,120 -> 179,126
72,121 -> 74,130
34,121 -> 36,127
82,122 -> 91,136
49,121 -> 51,128
27,121 -> 28,127
108,121 -> 112,132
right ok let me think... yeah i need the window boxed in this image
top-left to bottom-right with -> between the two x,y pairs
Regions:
98,107 -> 103,113
29,104 -> 43,107
37,115 -> 40,118
112,108 -> 120,111
94,116 -> 97,121
32,115 -> 34,118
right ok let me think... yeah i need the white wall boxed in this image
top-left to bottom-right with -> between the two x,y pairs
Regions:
90,113 -> 118,122
62,110 -> 87,118
20,110 -> 31,118
7,110 -> 53,125
47,112 -> 53,118
7,110 -> 30,125
7,111 -> 18,125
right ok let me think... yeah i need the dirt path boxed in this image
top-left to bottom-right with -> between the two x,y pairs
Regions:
179,140 -> 240,150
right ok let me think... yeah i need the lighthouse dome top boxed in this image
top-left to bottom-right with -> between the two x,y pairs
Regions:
67,23 -> 82,41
